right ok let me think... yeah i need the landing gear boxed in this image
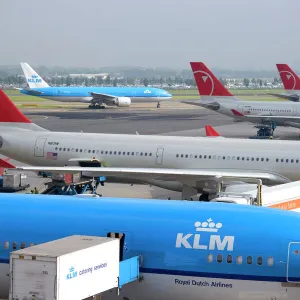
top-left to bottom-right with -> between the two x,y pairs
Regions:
199,192 -> 210,201
157,102 -> 161,108
88,104 -> 105,109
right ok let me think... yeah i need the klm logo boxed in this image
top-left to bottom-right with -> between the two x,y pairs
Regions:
175,218 -> 235,251
28,74 -> 42,83
66,266 -> 77,280
144,89 -> 152,94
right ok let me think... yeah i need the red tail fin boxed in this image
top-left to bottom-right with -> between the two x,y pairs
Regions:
205,125 -> 220,137
0,90 -> 31,123
190,62 -> 233,96
276,64 -> 300,90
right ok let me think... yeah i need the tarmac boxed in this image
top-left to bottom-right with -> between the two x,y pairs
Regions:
4,101 -> 300,200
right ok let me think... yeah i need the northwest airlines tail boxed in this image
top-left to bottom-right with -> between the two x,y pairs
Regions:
20,62 -> 50,89
0,90 -> 47,131
190,62 -> 238,101
269,64 -> 300,102
276,64 -> 300,91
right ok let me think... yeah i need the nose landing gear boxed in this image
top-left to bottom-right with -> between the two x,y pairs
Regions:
157,102 -> 161,108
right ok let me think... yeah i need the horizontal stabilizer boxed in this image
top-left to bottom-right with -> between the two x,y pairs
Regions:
268,92 -> 299,102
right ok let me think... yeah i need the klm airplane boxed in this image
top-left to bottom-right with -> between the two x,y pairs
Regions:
19,63 -> 172,108
0,194 -> 300,300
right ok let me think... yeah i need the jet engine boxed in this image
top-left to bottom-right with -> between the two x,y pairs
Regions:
114,97 -> 131,107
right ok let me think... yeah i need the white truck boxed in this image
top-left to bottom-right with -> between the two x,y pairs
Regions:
9,235 -> 121,300
212,180 -> 300,212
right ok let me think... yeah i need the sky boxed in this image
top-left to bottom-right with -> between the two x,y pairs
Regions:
1,0 -> 300,70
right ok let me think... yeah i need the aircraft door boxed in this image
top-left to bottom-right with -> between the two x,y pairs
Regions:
155,147 -> 164,165
237,104 -> 244,114
293,107 -> 297,116
287,242 -> 300,282
34,138 -> 47,157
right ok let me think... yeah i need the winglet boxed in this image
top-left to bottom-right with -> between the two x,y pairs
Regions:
276,64 -> 300,90
0,158 -> 15,169
205,125 -> 220,137
190,62 -> 233,96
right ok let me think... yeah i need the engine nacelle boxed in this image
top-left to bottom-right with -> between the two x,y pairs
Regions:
114,97 -> 131,107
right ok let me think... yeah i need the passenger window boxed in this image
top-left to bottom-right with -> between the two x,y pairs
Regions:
176,154 -> 179,157
217,254 -> 222,263
247,256 -> 252,264
204,155 -> 207,159
20,242 -> 26,249
145,153 -> 148,156
281,159 -> 284,162
4,241 -> 9,249
181,154 -> 183,158
88,150 -> 91,153
75,149 -> 78,152
266,158 -> 269,162
297,160 -> 299,163
267,257 -> 274,266
114,151 -> 117,155
261,158 -> 264,161
123,152 -> 125,155
118,151 -> 121,155
227,255 -> 232,263
256,158 -> 259,161
12,242 -> 17,250
63,148 -> 66,151
286,159 -> 289,163
223,156 -> 225,160
276,159 -> 278,162
55,147 -> 58,150
208,155 -> 211,159
149,153 -> 152,156
67,148 -> 70,152
110,151 -> 112,155
80,149 -> 83,153
236,256 -> 243,264
59,148 -> 62,151
291,159 -> 294,163
200,155 -> 202,159
127,152 -> 130,155
29,242 -> 34,247
141,153 -> 143,156
132,152 -> 134,155
257,257 -> 263,265
237,157 -> 240,160
207,254 -> 213,263
93,150 -> 96,154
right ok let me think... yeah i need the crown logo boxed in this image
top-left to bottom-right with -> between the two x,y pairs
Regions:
194,218 -> 222,232
144,89 -> 151,93
69,266 -> 75,272
31,75 -> 39,79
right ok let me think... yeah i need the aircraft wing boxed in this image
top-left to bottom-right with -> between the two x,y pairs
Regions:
243,115 -> 300,122
11,166 -> 290,185
268,92 -> 299,102
90,92 -> 117,104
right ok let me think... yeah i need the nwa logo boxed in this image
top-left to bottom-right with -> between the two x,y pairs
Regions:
279,70 -> 296,90
28,74 -> 42,83
66,266 -> 77,280
193,70 -> 214,96
176,218 -> 234,251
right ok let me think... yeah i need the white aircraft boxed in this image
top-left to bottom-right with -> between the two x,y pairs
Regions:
268,63 -> 300,102
2,89 -> 300,200
184,62 -> 300,137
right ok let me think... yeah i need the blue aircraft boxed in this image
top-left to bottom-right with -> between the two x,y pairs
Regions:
19,62 -> 172,108
0,194 -> 300,299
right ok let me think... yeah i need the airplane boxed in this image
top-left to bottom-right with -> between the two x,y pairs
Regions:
1,194 -> 300,300
268,64 -> 300,102
184,62 -> 300,137
19,62 -> 172,109
3,89 -> 300,200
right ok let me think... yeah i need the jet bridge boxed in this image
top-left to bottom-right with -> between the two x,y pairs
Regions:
9,235 -> 140,300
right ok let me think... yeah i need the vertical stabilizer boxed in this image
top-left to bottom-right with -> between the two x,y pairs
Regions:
20,62 -> 49,89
